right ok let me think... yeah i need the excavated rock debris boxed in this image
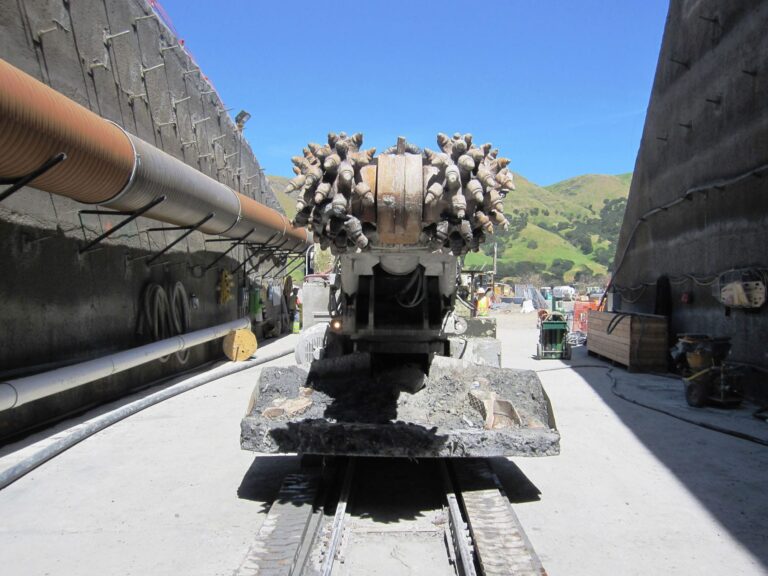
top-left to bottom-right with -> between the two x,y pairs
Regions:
241,356 -> 559,458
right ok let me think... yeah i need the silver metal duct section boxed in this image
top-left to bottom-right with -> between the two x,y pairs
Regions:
103,134 -> 243,236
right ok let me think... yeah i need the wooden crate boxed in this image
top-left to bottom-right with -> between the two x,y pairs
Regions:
587,311 -> 668,372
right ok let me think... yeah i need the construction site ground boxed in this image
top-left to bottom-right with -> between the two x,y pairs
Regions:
0,310 -> 766,576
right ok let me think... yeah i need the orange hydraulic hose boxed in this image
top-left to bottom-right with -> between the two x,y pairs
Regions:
0,57 -> 134,203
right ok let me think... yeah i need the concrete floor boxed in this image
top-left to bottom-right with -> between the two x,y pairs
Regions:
0,335 -> 302,576
0,315 -> 767,575
495,312 -> 768,576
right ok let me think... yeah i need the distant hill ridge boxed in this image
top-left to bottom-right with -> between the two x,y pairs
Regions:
268,171 -> 631,284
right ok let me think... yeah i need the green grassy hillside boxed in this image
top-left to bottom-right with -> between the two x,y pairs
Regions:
545,173 -> 631,215
266,175 -> 296,217
268,170 -> 631,284
483,172 -> 630,283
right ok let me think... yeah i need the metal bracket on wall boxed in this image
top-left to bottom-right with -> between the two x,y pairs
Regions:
242,238 -> 291,275
137,212 -> 216,265
272,253 -> 306,279
203,227 -> 257,271
233,250 -> 256,274
231,234 -> 282,274
259,254 -> 287,278
78,194 -> 167,254
266,253 -> 305,279
0,153 -> 67,202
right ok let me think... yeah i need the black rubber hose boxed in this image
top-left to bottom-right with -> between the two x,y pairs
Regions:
606,313 -> 629,335
605,368 -> 768,447
534,364 -> 768,447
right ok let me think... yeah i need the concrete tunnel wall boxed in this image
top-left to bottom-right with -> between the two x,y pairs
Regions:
0,0 -> 285,440
613,1 -> 768,396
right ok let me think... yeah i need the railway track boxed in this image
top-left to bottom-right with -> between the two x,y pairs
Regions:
235,457 -> 545,576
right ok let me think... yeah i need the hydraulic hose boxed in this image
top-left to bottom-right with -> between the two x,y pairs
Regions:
534,364 -> 768,447
139,283 -> 192,364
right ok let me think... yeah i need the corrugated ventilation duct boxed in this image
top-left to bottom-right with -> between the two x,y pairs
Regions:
0,57 -> 308,250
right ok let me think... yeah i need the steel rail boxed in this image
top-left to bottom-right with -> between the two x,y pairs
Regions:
236,457 -> 545,575
451,459 -> 547,576
441,460 -> 478,576
320,457 -> 355,575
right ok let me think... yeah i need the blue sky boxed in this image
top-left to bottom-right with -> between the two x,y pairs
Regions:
158,0 -> 669,185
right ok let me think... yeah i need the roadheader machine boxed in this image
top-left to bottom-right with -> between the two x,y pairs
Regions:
0,47 -> 556,460
241,132 -> 560,459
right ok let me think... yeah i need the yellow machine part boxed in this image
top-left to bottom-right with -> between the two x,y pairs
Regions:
218,270 -> 233,305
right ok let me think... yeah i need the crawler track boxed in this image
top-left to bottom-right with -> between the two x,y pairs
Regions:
235,457 -> 545,576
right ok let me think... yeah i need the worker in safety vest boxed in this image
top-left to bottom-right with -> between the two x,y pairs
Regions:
288,287 -> 301,333
475,287 -> 490,317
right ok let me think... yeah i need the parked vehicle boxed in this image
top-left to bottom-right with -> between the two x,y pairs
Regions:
553,285 -> 577,301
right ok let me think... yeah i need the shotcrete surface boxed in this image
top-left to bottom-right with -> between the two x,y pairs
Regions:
0,312 -> 766,575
